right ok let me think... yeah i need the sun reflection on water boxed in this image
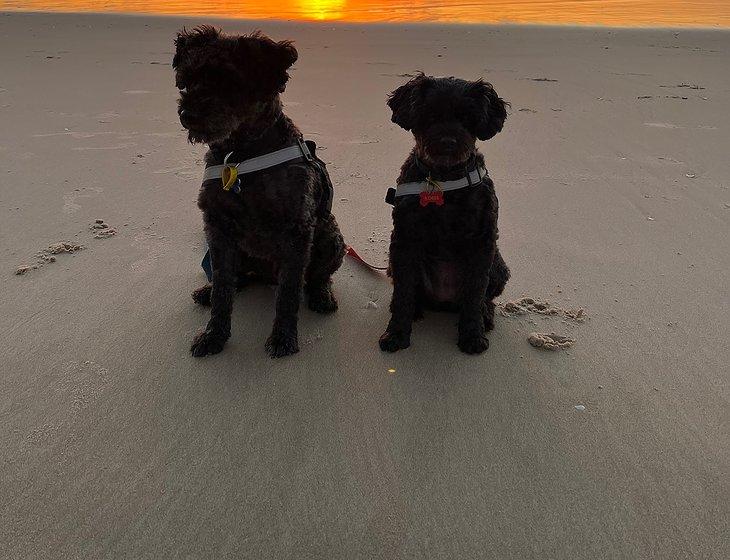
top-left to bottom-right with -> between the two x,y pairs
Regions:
298,0 -> 346,21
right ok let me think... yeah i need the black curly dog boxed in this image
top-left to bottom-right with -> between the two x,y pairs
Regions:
173,27 -> 345,358
380,74 -> 511,354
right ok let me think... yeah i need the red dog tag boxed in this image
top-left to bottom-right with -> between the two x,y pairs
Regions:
420,190 -> 444,207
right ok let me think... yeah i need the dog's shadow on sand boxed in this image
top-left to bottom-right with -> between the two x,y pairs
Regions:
171,278 -> 568,539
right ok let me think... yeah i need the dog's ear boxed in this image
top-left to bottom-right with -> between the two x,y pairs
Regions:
173,25 -> 220,63
387,73 -> 431,131
238,33 -> 298,93
469,79 -> 508,141
173,26 -> 221,71
271,39 -> 298,70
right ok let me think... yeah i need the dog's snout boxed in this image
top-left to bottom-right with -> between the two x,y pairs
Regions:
440,137 -> 458,151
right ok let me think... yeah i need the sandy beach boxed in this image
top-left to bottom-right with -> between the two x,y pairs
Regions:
1,11 -> 728,559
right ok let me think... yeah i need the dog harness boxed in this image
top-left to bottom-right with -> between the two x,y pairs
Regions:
385,165 -> 489,206
200,137 -> 334,281
202,138 -> 332,205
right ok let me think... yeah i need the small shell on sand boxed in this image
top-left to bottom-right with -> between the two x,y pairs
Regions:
528,332 -> 575,350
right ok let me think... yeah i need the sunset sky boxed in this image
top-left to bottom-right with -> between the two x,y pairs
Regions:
2,0 -> 729,26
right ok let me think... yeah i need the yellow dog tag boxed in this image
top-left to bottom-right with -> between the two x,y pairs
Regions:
222,165 -> 239,191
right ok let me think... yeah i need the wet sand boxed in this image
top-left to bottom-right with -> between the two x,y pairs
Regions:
1,11 -> 728,559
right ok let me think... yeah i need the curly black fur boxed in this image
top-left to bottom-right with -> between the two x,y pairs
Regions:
174,27 -> 345,358
380,74 -> 511,354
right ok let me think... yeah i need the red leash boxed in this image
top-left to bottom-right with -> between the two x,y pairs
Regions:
346,245 -> 388,272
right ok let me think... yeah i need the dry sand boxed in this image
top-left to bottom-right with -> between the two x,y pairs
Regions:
1,11 -> 728,559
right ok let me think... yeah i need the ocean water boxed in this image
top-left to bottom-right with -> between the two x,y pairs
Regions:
2,0 -> 729,27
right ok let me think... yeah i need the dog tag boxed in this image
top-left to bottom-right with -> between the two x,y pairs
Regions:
420,190 -> 444,207
222,165 -> 238,191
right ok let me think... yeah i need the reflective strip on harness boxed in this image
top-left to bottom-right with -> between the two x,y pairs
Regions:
202,143 -> 310,182
392,166 -> 488,198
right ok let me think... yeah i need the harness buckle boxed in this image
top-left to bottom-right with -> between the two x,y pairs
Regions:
296,137 -> 314,162
385,188 -> 396,205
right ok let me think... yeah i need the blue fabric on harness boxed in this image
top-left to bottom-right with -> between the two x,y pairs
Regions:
201,243 -> 213,282
199,139 -> 333,282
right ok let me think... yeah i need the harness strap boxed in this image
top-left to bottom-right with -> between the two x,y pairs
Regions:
387,166 -> 488,203
202,142 -> 311,182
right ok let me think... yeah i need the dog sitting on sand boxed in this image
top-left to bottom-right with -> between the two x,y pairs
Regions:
380,74 -> 510,354
173,26 -> 345,358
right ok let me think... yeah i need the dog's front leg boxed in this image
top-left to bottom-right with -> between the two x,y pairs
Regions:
191,233 -> 237,357
265,226 -> 314,358
380,239 -> 419,352
457,234 -> 496,354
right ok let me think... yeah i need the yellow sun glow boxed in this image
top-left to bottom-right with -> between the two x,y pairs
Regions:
297,0 -> 346,21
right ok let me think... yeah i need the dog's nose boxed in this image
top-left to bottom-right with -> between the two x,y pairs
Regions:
441,137 -> 458,150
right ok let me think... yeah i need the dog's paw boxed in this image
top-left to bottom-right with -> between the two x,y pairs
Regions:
379,330 -> 411,352
457,333 -> 490,354
307,287 -> 338,314
191,329 -> 228,357
191,284 -> 212,306
265,329 -> 299,358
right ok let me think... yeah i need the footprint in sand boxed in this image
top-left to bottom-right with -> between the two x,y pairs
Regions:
15,242 -> 84,275
528,332 -> 575,350
72,143 -> 137,151
130,226 -> 166,275
63,186 -> 102,215
660,83 -> 705,90
644,122 -> 684,129
500,296 -> 586,322
500,296 -> 586,351
90,219 -> 117,239
21,360 -> 110,452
